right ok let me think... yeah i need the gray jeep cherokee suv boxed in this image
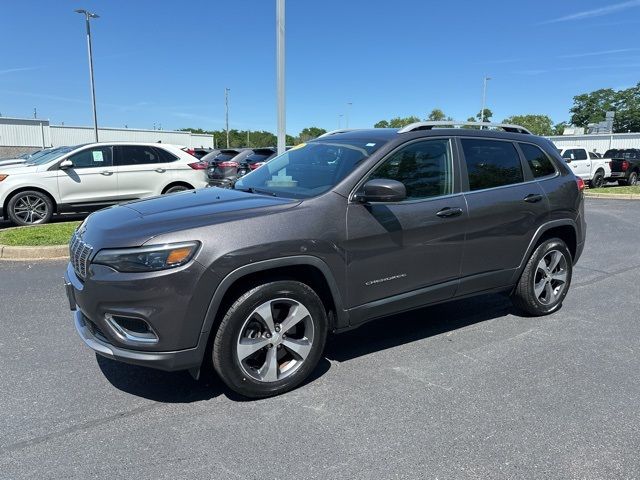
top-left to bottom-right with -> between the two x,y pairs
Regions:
65,122 -> 586,398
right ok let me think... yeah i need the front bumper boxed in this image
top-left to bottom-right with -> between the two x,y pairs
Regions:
64,259 -> 213,372
73,309 -> 207,371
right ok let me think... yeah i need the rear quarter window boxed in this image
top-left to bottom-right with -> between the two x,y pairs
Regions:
519,143 -> 556,178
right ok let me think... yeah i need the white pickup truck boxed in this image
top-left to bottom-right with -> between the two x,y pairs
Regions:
558,146 -> 610,188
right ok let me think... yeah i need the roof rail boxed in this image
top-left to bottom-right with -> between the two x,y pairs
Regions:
317,128 -> 358,138
397,121 -> 533,135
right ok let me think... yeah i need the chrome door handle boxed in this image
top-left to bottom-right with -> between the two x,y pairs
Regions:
436,207 -> 463,218
100,170 -> 113,176
155,168 -> 166,173
524,194 -> 543,203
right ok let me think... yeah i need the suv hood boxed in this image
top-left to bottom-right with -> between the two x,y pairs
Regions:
81,187 -> 300,248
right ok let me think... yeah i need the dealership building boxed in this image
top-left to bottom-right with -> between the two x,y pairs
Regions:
0,117 -> 214,158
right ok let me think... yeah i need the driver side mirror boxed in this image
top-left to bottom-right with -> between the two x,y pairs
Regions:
354,178 -> 406,203
59,159 -> 73,170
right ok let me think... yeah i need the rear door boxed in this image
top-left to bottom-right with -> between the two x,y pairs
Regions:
344,137 -> 466,315
114,145 -> 171,199
56,145 -> 119,206
457,137 -> 548,295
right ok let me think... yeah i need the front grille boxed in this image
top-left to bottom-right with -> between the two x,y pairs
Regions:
69,231 -> 93,279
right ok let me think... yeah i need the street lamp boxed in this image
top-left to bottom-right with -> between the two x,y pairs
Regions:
480,76 -> 492,124
225,87 -> 230,148
276,0 -> 286,155
346,102 -> 352,128
75,9 -> 100,142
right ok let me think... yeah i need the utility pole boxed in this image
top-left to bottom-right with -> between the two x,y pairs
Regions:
75,9 -> 100,142
346,102 -> 352,128
246,130 -> 250,147
33,107 -> 37,119
276,0 -> 286,155
480,76 -> 491,124
225,87 -> 230,148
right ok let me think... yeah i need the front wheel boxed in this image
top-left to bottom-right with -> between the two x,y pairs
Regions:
511,238 -> 573,316
212,281 -> 328,398
7,190 -> 54,226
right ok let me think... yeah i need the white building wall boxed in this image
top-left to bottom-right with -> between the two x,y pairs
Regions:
547,133 -> 640,153
0,118 -> 214,149
0,118 -> 51,147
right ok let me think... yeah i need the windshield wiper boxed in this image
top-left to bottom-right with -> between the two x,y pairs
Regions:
234,186 -> 277,197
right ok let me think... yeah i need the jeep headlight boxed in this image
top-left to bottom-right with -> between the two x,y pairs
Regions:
93,241 -> 200,272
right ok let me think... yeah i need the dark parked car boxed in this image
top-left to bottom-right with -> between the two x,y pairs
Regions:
205,149 -> 252,186
237,148 -> 277,177
604,148 -> 640,185
65,122 -> 586,398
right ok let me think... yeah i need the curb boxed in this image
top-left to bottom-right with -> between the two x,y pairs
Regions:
0,244 -> 68,260
584,193 -> 640,200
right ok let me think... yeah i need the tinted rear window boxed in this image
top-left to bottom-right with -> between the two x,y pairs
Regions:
519,143 -> 556,178
214,152 -> 238,161
461,139 -> 524,191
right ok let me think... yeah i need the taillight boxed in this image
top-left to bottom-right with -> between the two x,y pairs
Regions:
621,160 -> 630,171
188,161 -> 208,170
576,177 -> 585,191
250,162 -> 265,170
218,161 -> 239,168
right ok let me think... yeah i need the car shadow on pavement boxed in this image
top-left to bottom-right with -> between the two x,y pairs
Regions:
96,354 -> 226,403
96,293 -> 516,403
324,293 -> 516,363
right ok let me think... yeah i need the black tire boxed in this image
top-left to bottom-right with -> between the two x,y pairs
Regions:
212,280 -> 328,398
511,238 -> 573,316
7,190 -> 54,226
628,172 -> 638,186
163,185 -> 191,194
590,170 -> 605,188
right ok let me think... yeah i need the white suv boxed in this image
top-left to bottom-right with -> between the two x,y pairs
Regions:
0,142 -> 208,225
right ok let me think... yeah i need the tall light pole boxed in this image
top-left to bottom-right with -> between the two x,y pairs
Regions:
75,9 -> 100,142
480,75 -> 492,124
225,87 -> 230,148
346,102 -> 352,128
338,114 -> 343,129
276,0 -> 286,155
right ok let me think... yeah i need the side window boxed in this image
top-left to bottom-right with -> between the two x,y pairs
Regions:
574,149 -> 588,160
67,147 -> 112,169
368,139 -> 453,200
154,147 -> 179,163
116,146 -> 160,166
519,143 -> 556,178
588,152 -> 599,159
461,139 -> 524,191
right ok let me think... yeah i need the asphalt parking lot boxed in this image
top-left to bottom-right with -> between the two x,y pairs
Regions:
1,198 -> 639,479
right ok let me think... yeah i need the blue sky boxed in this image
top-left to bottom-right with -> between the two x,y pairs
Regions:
1,0 -> 640,135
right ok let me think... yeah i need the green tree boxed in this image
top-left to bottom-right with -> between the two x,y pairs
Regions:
569,88 -> 617,128
428,108 -> 446,121
502,114 -> 554,136
374,120 -> 390,128
476,108 -> 493,122
298,127 -> 327,142
552,122 -> 567,136
374,116 -> 420,128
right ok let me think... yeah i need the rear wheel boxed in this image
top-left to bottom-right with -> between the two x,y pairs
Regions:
212,281 -> 328,398
590,170 -> 605,188
628,172 -> 638,186
512,238 -> 572,316
7,190 -> 54,226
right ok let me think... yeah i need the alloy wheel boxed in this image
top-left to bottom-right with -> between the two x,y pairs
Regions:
533,250 -> 568,306
13,195 -> 49,224
236,298 -> 315,382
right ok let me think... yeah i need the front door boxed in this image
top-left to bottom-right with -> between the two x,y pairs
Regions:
56,145 -> 119,207
344,138 -> 466,318
563,148 -> 590,180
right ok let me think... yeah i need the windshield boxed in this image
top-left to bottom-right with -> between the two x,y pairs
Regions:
26,146 -> 75,165
234,139 -> 384,199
